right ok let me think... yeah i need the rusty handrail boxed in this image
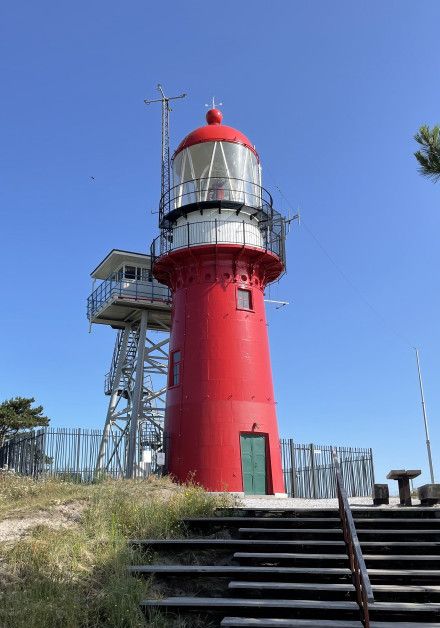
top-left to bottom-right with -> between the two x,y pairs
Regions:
331,447 -> 374,627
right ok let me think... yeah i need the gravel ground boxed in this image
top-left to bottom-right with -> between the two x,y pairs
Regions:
238,496 -> 428,509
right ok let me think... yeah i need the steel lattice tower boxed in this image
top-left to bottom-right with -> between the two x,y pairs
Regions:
88,250 -> 171,478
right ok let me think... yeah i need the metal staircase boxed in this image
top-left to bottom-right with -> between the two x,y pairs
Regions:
95,320 -> 169,478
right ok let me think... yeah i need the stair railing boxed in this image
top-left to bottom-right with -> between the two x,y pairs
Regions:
331,447 -> 374,627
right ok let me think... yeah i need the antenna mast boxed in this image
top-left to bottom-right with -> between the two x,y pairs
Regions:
144,84 -> 186,222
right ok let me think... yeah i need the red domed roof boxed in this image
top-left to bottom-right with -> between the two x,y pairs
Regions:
173,109 -> 259,161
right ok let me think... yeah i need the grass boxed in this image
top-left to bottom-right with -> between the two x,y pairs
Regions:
0,473 -> 232,627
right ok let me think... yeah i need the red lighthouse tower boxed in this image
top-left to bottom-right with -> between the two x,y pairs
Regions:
152,108 -> 286,495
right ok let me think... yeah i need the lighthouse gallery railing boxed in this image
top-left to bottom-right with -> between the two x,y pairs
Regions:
151,218 -> 286,265
159,177 -> 275,225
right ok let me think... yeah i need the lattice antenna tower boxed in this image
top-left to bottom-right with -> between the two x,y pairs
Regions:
144,84 -> 187,226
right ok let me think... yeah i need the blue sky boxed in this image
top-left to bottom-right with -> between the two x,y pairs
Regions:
1,1 -> 439,487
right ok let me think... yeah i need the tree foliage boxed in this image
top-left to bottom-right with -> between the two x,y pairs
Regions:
414,125 -> 440,182
0,397 -> 49,445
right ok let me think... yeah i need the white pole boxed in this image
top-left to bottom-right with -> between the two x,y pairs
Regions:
415,348 -> 435,483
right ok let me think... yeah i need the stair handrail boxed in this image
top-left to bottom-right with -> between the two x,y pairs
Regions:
331,447 -> 374,627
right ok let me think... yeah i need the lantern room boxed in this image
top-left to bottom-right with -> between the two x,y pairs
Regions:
171,108 -> 261,214
153,109 -> 285,266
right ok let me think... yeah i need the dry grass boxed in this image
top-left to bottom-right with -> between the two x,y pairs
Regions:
0,474 -> 232,627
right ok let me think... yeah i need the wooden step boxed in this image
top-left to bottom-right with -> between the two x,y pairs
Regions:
184,517 -> 342,528
221,619 -> 362,627
228,581 -> 354,600
360,541 -> 440,554
141,596 -> 440,618
354,518 -> 440,527
238,528 -> 343,539
130,564 -> 440,584
131,538 -> 346,553
238,527 -> 440,539
228,580 -> 440,602
216,508 -> 440,519
186,515 -> 440,530
215,509 -> 341,519
368,567 -> 440,581
234,552 -> 440,568
141,597 -> 360,619
234,552 -> 350,567
221,620 -> 440,627
129,565 -> 351,580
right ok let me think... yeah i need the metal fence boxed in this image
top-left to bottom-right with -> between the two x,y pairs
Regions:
281,441 -> 374,498
0,428 -> 163,481
0,429 -> 374,497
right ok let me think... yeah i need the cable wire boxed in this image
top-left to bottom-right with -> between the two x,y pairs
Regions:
266,170 -> 415,350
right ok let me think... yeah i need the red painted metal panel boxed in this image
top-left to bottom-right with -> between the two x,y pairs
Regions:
154,244 -> 285,494
173,109 -> 259,160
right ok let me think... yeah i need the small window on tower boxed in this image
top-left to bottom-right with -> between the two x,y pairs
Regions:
170,350 -> 182,386
237,288 -> 252,311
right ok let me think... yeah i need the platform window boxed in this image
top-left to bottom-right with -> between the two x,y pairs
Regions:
140,268 -> 152,282
111,268 -> 123,281
170,350 -> 181,386
124,265 -> 136,280
237,288 -> 252,311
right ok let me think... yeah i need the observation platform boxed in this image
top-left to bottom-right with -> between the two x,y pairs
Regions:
87,249 -> 171,330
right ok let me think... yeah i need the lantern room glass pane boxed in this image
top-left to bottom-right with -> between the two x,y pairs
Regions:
172,142 -> 261,209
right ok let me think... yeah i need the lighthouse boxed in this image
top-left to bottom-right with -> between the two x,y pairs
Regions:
151,108 -> 286,495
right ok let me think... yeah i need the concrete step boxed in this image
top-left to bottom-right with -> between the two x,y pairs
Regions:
235,552 -> 440,569
140,596 -> 440,620
228,580 -> 440,602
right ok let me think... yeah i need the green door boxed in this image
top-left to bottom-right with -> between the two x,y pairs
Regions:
240,434 -> 267,495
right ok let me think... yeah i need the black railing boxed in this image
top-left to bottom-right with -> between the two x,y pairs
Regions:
151,218 -> 286,266
331,447 -> 374,626
87,279 -> 171,321
159,177 -> 275,225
